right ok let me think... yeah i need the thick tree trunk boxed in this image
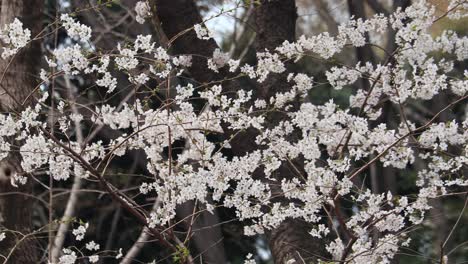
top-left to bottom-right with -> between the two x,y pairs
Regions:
151,1 -> 228,263
254,0 -> 297,99
152,0 -> 327,262
152,0 -> 220,82
254,1 -> 325,263
176,200 -> 226,264
0,0 -> 43,263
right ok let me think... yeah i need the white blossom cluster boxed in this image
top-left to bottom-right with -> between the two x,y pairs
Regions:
194,24 -> 213,40
135,1 -> 152,24
50,44 -> 88,75
58,249 -> 77,264
60,14 -> 92,42
54,223 -> 103,264
0,18 -> 31,59
72,222 -> 88,241
44,16 -> 195,93
1,1 -> 467,263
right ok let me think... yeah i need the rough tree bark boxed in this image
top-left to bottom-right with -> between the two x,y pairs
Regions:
0,0 -> 44,263
151,1 -> 228,263
254,1 -> 326,263
152,0 -> 326,263
153,0 -> 257,155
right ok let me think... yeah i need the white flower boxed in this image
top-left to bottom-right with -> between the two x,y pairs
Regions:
59,249 -> 77,264
96,72 -> 118,93
115,44 -> 138,70
326,238 -> 344,260
10,173 -> 28,187
228,59 -> 240,72
40,69 -> 49,84
328,157 -> 351,173
85,55 -> 110,74
448,0 -> 468,19
326,66 -> 361,90
135,1 -> 151,24
309,224 -> 330,238
244,253 -> 256,264
208,49 -> 230,72
52,44 -> 88,75
130,73 -> 149,85
49,155 -> 73,181
0,232 -> 5,241
147,206 -> 175,227
254,99 -> 267,109
256,51 -> 285,82
135,35 -> 154,53
290,73 -> 313,93
60,14 -> 92,41
86,240 -> 100,251
72,223 -> 88,241
154,46 -> 170,61
194,24 -> 213,40
0,18 -> 31,59
94,103 -> 137,130
20,135 -> 50,173
175,83 -> 194,101
172,55 -> 192,67
89,255 -> 99,263
241,64 -> 257,79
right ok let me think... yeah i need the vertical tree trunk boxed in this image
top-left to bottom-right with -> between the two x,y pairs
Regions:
153,0 -> 327,262
428,93 -> 453,259
0,0 -> 43,263
254,1 -> 326,263
151,1 -> 228,263
347,0 -> 376,65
